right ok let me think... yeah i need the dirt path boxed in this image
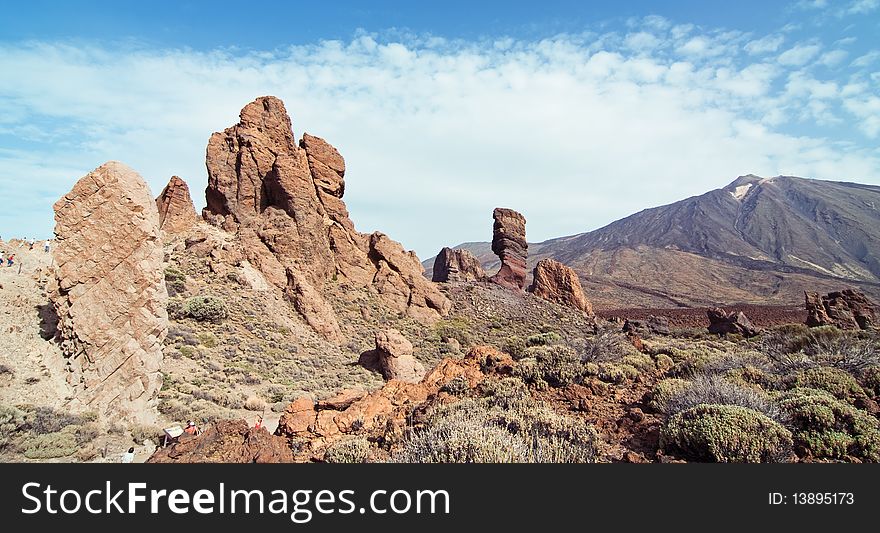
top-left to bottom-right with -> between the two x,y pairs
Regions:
0,241 -> 71,409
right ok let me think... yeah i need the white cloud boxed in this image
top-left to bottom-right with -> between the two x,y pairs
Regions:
745,35 -> 785,55
852,50 -> 880,67
818,49 -> 848,66
846,0 -> 879,14
0,29 -> 877,256
778,43 -> 822,65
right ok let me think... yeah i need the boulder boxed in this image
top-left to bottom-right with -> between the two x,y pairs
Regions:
374,328 -> 425,383
706,308 -> 760,337
203,96 -> 450,341
528,258 -> 593,314
432,247 -> 486,282
805,289 -> 877,330
623,316 -> 671,336
50,161 -> 167,421
155,175 -> 197,235
147,420 -> 294,463
488,208 -> 528,290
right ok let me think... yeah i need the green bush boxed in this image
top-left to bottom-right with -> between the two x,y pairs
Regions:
164,266 -> 187,297
324,437 -> 372,463
862,366 -> 880,396
791,367 -> 866,404
502,336 -> 528,360
649,378 -> 689,413
515,345 -> 588,388
660,404 -> 793,463
21,427 -> 78,459
659,374 -> 782,421
183,296 -> 227,322
434,318 -> 472,347
774,388 -> 880,462
527,332 -> 563,347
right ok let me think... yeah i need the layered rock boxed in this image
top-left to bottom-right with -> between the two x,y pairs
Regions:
488,208 -> 527,290
432,247 -> 486,282
203,96 -> 449,341
528,258 -> 593,314
706,308 -> 760,337
51,161 -> 167,420
805,289 -> 877,330
147,420 -> 294,463
276,346 -> 515,460
155,176 -> 198,235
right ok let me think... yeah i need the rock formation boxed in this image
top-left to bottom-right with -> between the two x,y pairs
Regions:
155,176 -> 197,235
202,96 -> 449,341
706,308 -> 760,337
276,346 -> 514,460
51,161 -> 167,420
805,290 -> 877,330
528,258 -> 593,314
147,420 -> 294,463
622,316 -> 671,336
432,247 -> 487,282
488,208 -> 528,290
374,328 -> 425,383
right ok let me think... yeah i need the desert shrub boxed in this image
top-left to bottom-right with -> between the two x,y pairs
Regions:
244,396 -> 267,412
178,346 -> 197,358
516,345 -> 587,388
396,396 -> 597,463
439,375 -> 471,396
479,377 -> 532,409
164,266 -> 187,296
774,388 -> 880,462
74,423 -> 100,445
527,332 -> 563,347
21,427 -> 78,459
131,424 -> 163,445
761,326 -> 878,374
597,362 -> 638,384
0,405 -> 27,450
434,317 -> 472,347
183,296 -> 227,322
501,336 -> 528,360
660,404 -> 793,463
862,366 -> 880,396
649,378 -> 689,413
324,437 -> 372,463
581,332 -> 633,363
166,297 -> 186,320
22,407 -> 96,435
659,374 -> 782,422
790,367 -> 867,404
198,332 -> 219,348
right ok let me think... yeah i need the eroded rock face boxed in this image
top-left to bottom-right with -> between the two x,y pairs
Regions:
706,308 -> 760,337
374,328 -> 425,383
432,247 -> 486,282
805,290 -> 877,330
203,96 -> 450,341
528,258 -> 593,314
155,176 -> 197,235
147,420 -> 294,463
488,208 -> 527,290
51,161 -> 167,420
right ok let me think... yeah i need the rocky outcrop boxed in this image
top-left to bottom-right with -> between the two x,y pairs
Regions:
147,420 -> 294,463
203,96 -> 449,341
276,346 -> 514,460
374,329 -> 425,383
155,176 -> 197,235
528,258 -> 593,314
488,208 -> 527,290
706,308 -> 760,337
623,316 -> 671,336
805,290 -> 877,330
432,247 -> 486,282
51,161 -> 167,420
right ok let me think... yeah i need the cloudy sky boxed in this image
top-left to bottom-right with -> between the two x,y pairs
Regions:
1,0 -> 879,258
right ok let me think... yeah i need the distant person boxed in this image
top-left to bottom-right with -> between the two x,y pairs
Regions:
184,420 -> 199,435
254,416 -> 263,430
44,241 -> 50,253
6,254 -> 14,267
28,238 -> 35,250
121,447 -> 135,463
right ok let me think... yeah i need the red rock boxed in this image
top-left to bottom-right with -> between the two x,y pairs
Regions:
488,208 -> 527,291
432,247 -> 486,282
805,289 -> 877,330
528,258 -> 593,314
147,420 -> 294,463
50,161 -> 166,421
155,176 -> 197,235
706,307 -> 760,337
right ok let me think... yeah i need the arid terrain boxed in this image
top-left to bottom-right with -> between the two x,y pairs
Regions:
1,96 -> 879,464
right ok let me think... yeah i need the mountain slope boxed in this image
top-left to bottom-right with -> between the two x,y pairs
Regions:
425,175 -> 880,308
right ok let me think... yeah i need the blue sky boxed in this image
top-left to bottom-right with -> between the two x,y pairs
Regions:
1,0 -> 879,257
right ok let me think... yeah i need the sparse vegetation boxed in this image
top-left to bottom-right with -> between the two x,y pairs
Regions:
324,437 -> 371,463
183,296 -> 227,322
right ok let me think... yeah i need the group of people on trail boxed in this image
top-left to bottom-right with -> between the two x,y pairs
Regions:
0,252 -> 14,266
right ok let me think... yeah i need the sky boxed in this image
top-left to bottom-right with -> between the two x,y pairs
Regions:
0,0 -> 879,258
